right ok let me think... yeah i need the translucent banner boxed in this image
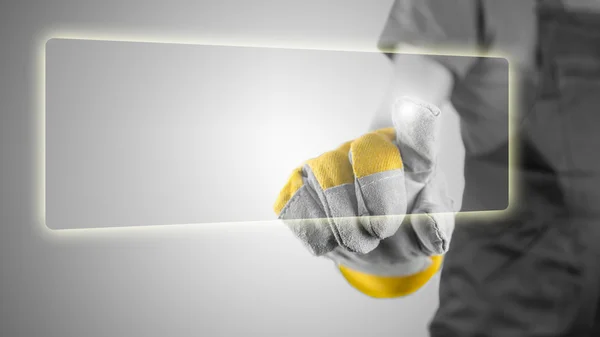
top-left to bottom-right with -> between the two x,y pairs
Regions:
45,38 -> 509,230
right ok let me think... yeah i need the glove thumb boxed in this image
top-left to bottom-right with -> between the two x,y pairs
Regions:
409,171 -> 455,255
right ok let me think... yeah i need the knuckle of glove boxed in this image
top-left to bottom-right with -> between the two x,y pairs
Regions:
274,128 -> 409,254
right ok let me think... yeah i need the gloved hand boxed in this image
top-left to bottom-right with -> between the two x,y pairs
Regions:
273,97 -> 455,298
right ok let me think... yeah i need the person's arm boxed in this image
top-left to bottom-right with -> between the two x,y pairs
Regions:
371,0 -> 482,131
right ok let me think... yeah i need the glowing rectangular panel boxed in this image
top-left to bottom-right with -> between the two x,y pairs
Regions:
45,38 -> 508,230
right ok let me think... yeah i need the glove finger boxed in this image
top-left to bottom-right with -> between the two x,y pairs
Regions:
304,142 -> 380,254
274,167 -> 337,256
392,96 -> 442,174
350,129 -> 408,239
364,215 -> 432,264
409,172 -> 455,255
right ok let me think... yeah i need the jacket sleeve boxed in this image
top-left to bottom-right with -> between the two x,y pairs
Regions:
377,0 -> 481,79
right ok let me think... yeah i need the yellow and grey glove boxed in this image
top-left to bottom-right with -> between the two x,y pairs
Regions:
274,97 -> 455,298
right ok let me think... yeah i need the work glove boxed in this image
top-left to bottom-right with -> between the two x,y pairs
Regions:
273,97 -> 455,298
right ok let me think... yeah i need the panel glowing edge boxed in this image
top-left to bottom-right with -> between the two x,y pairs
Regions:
36,31 -> 519,239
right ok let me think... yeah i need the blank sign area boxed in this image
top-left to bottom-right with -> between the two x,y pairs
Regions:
45,38 -> 465,230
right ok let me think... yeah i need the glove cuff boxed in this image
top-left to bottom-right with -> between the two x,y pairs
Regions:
337,255 -> 443,299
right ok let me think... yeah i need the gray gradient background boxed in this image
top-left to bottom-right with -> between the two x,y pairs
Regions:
0,1 -> 467,336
